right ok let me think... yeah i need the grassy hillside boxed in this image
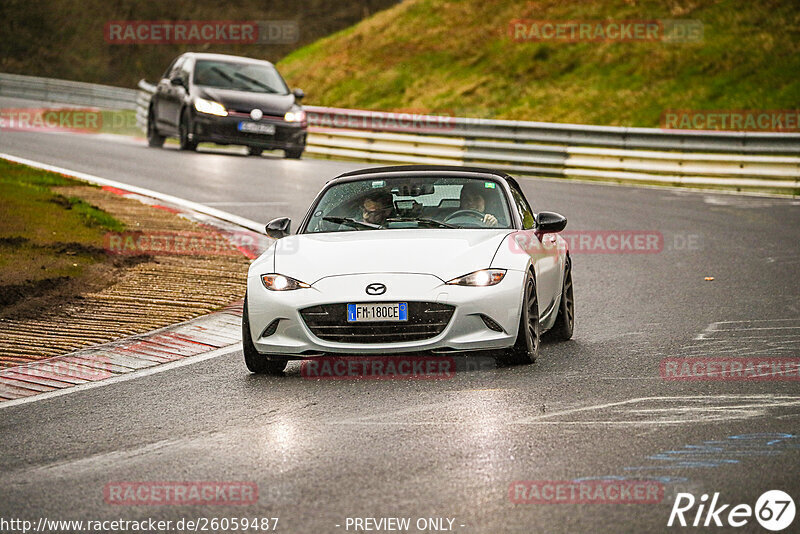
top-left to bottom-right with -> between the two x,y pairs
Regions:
0,0 -> 398,88
277,0 -> 800,127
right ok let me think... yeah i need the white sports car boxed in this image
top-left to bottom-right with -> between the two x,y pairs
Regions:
243,165 -> 574,374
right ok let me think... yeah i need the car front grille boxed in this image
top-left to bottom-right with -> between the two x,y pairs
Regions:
300,302 -> 454,344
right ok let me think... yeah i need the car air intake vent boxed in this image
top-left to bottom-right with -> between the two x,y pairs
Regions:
300,302 -> 454,343
479,314 -> 504,332
260,319 -> 280,338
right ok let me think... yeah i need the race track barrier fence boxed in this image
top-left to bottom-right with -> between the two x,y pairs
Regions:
1,73 -> 797,191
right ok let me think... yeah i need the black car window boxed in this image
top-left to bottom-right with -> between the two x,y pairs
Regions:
162,57 -> 178,80
193,60 -> 289,94
509,185 -> 535,229
304,176 -> 513,233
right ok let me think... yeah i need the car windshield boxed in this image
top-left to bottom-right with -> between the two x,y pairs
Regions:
193,60 -> 289,94
304,176 -> 514,233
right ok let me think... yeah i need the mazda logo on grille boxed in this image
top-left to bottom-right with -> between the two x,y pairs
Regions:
366,283 -> 386,295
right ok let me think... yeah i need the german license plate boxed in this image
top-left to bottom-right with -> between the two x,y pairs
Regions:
238,122 -> 275,135
347,302 -> 408,322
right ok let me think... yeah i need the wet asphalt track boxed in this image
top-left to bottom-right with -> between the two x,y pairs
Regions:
1,98 -> 799,533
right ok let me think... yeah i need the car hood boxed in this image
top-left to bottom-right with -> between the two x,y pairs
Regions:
196,86 -> 295,115
269,229 -> 513,284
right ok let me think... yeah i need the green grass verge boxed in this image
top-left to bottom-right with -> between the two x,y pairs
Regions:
278,0 -> 800,127
0,159 -> 124,303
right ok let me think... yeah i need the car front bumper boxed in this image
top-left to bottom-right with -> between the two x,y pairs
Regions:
245,271 -> 525,357
193,113 -> 306,150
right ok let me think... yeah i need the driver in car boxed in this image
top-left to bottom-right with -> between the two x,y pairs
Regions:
459,183 -> 498,226
361,189 -> 395,226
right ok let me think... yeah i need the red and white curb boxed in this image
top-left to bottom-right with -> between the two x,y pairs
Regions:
0,154 -> 273,406
0,302 -> 244,404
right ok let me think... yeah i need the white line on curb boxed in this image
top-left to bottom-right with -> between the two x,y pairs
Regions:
0,153 -> 266,233
0,344 -> 242,410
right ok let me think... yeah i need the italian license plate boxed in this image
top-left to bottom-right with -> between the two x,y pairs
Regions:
347,302 -> 408,322
238,122 -> 275,135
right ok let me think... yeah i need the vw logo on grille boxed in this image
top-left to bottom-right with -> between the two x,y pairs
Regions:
250,108 -> 263,121
365,283 -> 386,295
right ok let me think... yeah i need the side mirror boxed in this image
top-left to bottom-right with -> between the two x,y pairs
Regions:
265,217 -> 291,239
170,76 -> 185,87
292,88 -> 305,101
535,211 -> 567,234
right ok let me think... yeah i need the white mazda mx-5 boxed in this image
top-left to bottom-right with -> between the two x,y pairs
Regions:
243,165 -> 574,374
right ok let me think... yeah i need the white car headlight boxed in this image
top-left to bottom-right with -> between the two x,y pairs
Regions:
446,269 -> 506,287
261,273 -> 310,291
194,97 -> 228,117
284,109 -> 306,123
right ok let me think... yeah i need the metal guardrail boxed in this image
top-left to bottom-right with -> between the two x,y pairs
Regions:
0,73 -> 138,110
2,73 -> 797,191
140,80 -> 800,190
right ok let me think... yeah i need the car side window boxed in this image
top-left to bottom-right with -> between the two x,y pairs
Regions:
162,58 -> 178,80
509,186 -> 535,229
169,57 -> 186,81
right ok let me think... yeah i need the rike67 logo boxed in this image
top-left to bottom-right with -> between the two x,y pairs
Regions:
668,490 -> 795,531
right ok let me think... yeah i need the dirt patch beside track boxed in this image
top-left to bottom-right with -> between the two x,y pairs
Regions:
0,185 -> 251,368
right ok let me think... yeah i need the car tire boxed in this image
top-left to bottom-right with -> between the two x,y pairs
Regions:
546,256 -> 574,341
147,108 -> 165,148
499,271 -> 539,365
179,109 -> 198,151
242,294 -> 287,375
284,147 -> 303,159
247,147 -> 263,156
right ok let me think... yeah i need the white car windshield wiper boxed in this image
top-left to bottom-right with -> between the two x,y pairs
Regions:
322,216 -> 382,230
384,217 -> 456,229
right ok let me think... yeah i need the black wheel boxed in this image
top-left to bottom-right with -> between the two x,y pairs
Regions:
247,147 -> 263,156
179,108 -> 197,151
284,147 -> 303,159
242,295 -> 287,375
147,108 -> 165,148
547,256 -> 574,341
499,271 -> 540,365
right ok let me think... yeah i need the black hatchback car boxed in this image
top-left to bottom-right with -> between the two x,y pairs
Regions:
147,53 -> 307,158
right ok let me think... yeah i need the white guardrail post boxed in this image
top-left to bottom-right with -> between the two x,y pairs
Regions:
2,73 -> 798,191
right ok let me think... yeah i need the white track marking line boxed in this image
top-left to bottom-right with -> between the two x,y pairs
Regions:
204,201 -> 289,206
0,153 -> 266,233
0,343 -> 242,411
694,322 -> 720,340
694,319 -> 800,340
326,395 -> 800,426
712,326 -> 800,332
